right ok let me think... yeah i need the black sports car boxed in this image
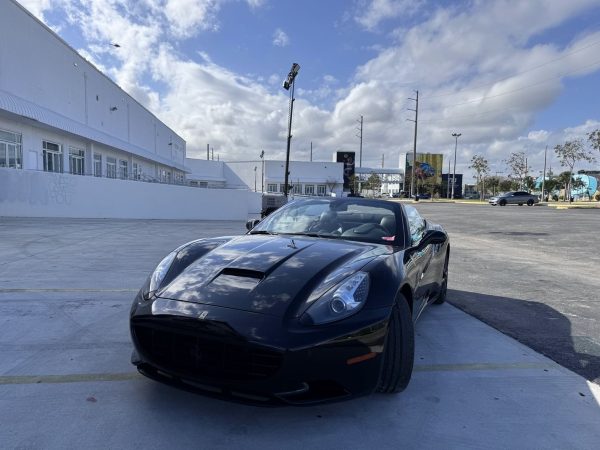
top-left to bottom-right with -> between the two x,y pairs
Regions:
130,197 -> 449,405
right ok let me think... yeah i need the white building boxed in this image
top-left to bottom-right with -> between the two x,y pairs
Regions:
0,0 -> 260,220
186,158 -> 345,197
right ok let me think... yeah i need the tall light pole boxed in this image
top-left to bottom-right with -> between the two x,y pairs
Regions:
254,166 -> 257,192
259,150 -> 265,193
451,132 -> 461,199
282,63 -> 300,199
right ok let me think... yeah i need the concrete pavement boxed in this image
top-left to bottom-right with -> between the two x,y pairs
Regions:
1,217 -> 599,449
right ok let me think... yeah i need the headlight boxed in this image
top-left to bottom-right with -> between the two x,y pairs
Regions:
303,272 -> 370,325
148,251 -> 177,295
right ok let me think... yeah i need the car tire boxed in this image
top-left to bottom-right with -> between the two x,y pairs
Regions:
499,199 -> 507,206
527,199 -> 534,206
376,293 -> 414,394
434,251 -> 449,305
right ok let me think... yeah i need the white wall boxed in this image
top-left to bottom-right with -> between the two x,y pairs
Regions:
0,168 -> 261,220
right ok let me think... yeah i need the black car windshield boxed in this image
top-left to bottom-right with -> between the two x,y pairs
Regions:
251,198 -> 402,245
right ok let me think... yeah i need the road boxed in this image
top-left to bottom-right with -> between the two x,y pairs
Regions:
413,202 -> 600,384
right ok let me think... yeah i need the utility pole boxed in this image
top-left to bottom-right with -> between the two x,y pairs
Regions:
382,153 -> 384,168
407,91 -> 419,197
451,132 -> 461,199
541,145 -> 547,202
310,141 -> 313,162
447,158 -> 451,199
211,147 -> 214,161
206,144 -> 209,160
356,115 -> 364,168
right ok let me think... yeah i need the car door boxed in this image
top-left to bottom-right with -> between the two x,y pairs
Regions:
403,205 -> 434,318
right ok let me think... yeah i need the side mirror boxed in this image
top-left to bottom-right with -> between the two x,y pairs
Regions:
421,229 -> 446,246
246,219 -> 261,231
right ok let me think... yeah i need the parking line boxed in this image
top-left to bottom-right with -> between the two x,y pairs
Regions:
0,363 -> 557,386
0,373 -> 142,385
414,362 -> 555,372
0,288 -> 138,293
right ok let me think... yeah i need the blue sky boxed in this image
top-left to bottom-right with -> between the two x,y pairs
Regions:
18,0 -> 600,177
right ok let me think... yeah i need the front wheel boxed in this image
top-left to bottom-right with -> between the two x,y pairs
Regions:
499,199 -> 507,206
434,251 -> 449,305
527,199 -> 534,206
377,294 -> 414,394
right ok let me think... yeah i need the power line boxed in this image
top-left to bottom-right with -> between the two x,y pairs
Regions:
424,34 -> 600,100
419,57 -> 600,113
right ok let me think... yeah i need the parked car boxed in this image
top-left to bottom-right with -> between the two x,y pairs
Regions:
488,191 -> 538,206
130,198 -> 450,405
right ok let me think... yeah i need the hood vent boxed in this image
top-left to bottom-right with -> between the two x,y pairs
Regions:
220,268 -> 264,279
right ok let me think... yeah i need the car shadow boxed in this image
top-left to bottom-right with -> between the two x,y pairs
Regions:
448,288 -> 600,385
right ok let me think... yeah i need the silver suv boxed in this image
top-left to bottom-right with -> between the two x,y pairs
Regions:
489,191 -> 538,206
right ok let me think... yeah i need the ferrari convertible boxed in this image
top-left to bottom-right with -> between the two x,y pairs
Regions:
130,197 -> 449,405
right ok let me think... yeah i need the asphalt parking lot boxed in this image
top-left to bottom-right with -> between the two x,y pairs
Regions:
1,209 -> 600,449
412,202 -> 600,385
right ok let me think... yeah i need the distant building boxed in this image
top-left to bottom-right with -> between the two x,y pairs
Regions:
197,159 -> 345,197
399,152 -> 444,195
441,174 -> 464,198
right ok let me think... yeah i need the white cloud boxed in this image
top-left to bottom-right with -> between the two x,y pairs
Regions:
164,0 -> 221,38
272,28 -> 289,47
355,0 -> 423,31
18,0 -> 600,177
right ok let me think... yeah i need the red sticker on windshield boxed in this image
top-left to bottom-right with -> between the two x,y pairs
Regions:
382,236 -> 395,241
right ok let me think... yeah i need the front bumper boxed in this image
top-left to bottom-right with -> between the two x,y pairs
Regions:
130,297 -> 390,405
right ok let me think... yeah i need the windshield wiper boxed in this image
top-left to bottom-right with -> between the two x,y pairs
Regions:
284,232 -> 340,239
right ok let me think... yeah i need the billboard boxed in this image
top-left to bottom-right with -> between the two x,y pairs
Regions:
405,153 -> 443,186
336,151 -> 355,190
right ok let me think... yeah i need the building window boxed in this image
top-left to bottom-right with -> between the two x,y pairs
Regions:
69,147 -> 85,175
279,184 -> 285,193
119,160 -> 128,179
106,157 -> 117,179
132,162 -> 139,180
317,184 -> 326,196
166,171 -> 171,184
267,184 -> 278,193
43,141 -> 63,173
199,181 -> 208,188
304,184 -> 315,195
292,184 -> 302,194
94,153 -> 102,177
0,129 -> 23,169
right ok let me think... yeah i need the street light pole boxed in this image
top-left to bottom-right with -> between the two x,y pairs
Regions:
451,132 -> 461,199
259,150 -> 265,193
254,166 -> 257,192
282,63 -> 300,199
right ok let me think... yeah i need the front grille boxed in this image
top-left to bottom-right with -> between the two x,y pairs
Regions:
132,319 -> 283,381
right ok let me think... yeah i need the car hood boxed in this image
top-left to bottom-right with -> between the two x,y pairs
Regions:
157,234 -> 389,317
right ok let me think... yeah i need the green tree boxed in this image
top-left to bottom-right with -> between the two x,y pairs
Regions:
589,129 -> 600,153
556,171 -> 572,201
469,155 -> 489,200
486,176 -> 501,196
523,176 -> 536,192
366,173 -> 381,192
499,178 -> 514,192
554,139 -> 596,201
505,151 -> 528,188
